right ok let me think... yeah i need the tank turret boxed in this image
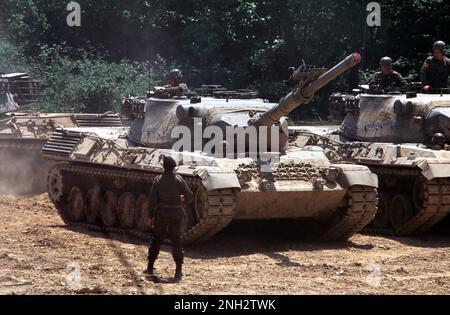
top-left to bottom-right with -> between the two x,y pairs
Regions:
337,91 -> 450,145
125,54 -> 361,154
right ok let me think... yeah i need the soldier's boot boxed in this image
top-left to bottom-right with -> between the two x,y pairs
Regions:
147,238 -> 163,275
174,263 -> 183,281
172,228 -> 184,281
145,260 -> 155,275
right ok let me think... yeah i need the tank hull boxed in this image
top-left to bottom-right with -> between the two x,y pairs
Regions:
236,188 -> 347,219
44,128 -> 378,243
338,141 -> 450,235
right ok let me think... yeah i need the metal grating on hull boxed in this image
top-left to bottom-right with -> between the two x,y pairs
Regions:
74,113 -> 123,127
42,128 -> 81,159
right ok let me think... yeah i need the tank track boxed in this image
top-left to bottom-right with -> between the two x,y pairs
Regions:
319,186 -> 378,241
47,163 -> 237,244
369,166 -> 450,235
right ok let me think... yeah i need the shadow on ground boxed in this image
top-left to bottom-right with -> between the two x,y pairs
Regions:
54,217 -> 450,262
185,220 -> 376,260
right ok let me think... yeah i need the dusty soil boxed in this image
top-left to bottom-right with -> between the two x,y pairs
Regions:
0,194 -> 449,295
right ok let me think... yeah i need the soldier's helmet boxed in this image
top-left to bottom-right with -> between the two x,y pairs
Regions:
380,57 -> 393,70
432,133 -> 446,147
433,41 -> 447,52
163,156 -> 177,171
168,69 -> 183,83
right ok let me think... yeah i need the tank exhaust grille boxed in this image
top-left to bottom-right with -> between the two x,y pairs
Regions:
42,128 -> 81,159
74,113 -> 123,127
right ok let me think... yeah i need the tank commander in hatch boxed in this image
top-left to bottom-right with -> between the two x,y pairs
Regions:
154,69 -> 189,98
369,57 -> 407,92
421,41 -> 450,93
146,156 -> 194,281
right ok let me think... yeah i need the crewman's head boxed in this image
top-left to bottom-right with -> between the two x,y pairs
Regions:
380,57 -> 393,75
433,41 -> 446,60
432,132 -> 446,149
163,156 -> 177,173
168,69 -> 183,86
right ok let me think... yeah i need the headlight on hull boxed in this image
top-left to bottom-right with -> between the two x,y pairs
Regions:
324,167 -> 341,182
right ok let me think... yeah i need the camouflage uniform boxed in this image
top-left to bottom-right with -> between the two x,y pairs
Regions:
162,82 -> 189,97
147,172 -> 194,270
369,71 -> 407,91
421,56 -> 450,90
156,69 -> 189,98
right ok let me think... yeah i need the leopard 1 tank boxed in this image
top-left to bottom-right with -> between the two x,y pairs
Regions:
43,53 -> 378,244
300,86 -> 450,235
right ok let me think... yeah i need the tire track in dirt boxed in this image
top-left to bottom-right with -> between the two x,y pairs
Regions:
0,195 -> 449,295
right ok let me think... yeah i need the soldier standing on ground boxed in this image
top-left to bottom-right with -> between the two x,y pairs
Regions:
421,41 -> 450,92
146,156 -> 194,281
369,57 -> 407,92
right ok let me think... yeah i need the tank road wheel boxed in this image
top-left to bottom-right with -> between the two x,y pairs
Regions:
102,192 -> 119,227
412,178 -> 425,211
194,187 -> 209,221
85,187 -> 102,224
118,192 -> 136,229
47,166 -> 65,203
135,194 -> 150,232
181,205 -> 196,236
67,187 -> 86,222
373,193 -> 391,228
389,194 -> 414,230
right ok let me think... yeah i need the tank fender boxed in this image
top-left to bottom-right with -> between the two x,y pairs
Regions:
337,165 -> 379,189
193,167 -> 241,191
416,160 -> 450,180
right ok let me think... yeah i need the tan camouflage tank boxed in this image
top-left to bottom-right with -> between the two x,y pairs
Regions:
295,87 -> 450,235
0,73 -> 123,194
43,53 -> 378,244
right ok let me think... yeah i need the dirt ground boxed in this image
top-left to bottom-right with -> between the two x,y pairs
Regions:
0,194 -> 449,295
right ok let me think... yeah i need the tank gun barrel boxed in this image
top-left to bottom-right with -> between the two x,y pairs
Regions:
253,53 -> 361,126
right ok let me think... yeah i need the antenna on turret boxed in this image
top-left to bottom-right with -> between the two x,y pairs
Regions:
148,60 -> 152,96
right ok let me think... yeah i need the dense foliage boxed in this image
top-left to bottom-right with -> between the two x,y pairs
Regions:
1,0 -> 449,117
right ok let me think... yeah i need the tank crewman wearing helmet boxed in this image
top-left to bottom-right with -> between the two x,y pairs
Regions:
431,133 -> 447,150
146,156 -> 194,281
421,41 -> 450,92
369,57 -> 407,92
155,69 -> 189,98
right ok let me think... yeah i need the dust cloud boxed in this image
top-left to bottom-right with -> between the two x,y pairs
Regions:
0,146 -> 53,195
